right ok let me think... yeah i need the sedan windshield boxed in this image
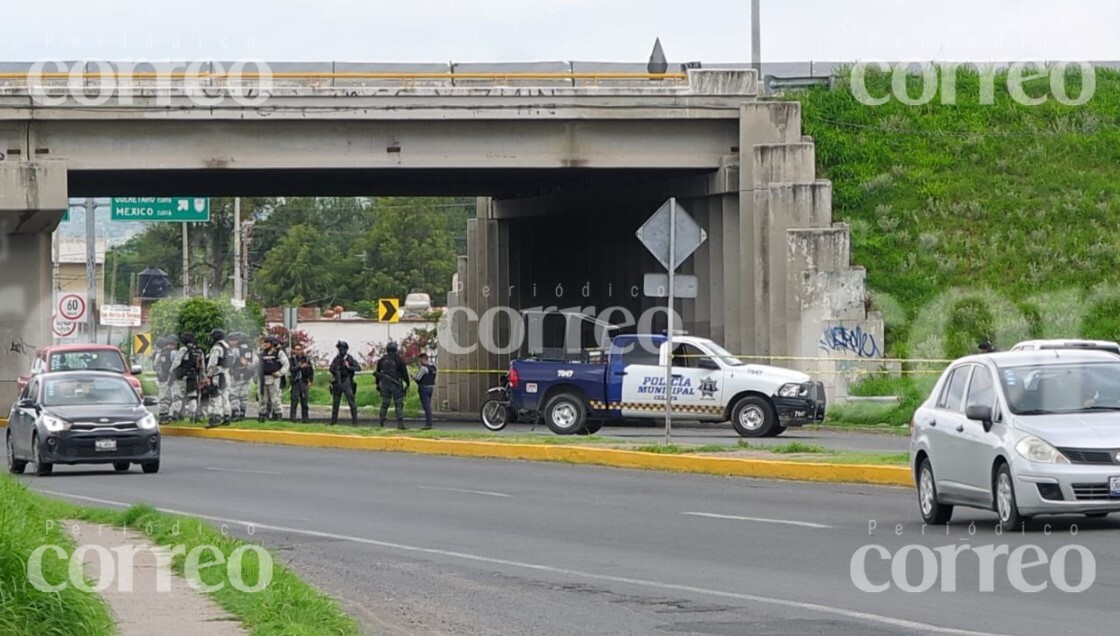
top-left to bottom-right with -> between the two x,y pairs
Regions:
998,362 -> 1120,415
50,351 -> 126,373
42,376 -> 139,407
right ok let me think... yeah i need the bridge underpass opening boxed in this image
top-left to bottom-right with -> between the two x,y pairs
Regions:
0,66 -> 884,413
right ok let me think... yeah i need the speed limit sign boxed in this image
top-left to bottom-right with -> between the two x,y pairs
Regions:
52,314 -> 77,338
57,292 -> 88,322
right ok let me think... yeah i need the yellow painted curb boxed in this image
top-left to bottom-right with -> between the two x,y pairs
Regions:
161,426 -> 913,487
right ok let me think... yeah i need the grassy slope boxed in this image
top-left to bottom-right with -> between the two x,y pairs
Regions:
797,69 -> 1120,423
798,69 -> 1120,358
0,477 -> 115,636
1,473 -> 360,636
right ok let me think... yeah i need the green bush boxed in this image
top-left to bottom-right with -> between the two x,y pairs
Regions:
828,373 -> 928,427
149,297 -> 264,348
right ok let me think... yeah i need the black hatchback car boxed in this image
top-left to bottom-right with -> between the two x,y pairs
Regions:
6,371 -> 161,476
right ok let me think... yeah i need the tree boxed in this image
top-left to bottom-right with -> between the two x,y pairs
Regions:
106,197 -> 273,301
149,297 -> 264,348
360,199 -> 458,301
253,224 -> 341,307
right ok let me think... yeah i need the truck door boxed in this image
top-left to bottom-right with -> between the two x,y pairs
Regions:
666,343 -> 725,419
619,336 -> 667,418
605,344 -> 628,417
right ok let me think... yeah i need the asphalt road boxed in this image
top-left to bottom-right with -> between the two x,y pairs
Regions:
27,438 -> 1120,636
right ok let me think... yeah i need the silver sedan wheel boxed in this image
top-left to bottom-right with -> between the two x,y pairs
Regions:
997,471 -> 1014,524
738,405 -> 765,431
919,465 -> 935,517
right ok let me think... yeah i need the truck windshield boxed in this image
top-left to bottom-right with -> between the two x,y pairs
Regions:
703,342 -> 745,367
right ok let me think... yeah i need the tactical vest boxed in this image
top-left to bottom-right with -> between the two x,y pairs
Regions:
261,351 -> 282,376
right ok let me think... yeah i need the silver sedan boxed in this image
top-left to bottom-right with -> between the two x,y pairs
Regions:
911,349 -> 1120,527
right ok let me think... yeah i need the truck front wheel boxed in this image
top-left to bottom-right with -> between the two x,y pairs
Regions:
544,393 -> 587,435
731,396 -> 777,438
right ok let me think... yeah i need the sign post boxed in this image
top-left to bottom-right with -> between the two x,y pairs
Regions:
635,197 -> 707,444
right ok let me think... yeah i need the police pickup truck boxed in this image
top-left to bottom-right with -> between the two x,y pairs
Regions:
508,334 -> 825,437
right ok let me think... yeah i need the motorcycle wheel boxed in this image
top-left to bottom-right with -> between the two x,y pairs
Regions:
480,399 -> 510,431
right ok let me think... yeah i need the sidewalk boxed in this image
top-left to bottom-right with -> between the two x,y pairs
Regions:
70,522 -> 246,636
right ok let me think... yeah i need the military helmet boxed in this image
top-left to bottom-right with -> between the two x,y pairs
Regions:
211,328 -> 226,342
336,340 -> 349,350
385,341 -> 398,354
265,335 -> 280,346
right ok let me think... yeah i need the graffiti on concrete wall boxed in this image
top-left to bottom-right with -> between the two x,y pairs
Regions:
9,337 -> 28,355
818,325 -> 881,358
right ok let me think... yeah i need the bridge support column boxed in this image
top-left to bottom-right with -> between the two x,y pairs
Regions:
0,162 -> 67,410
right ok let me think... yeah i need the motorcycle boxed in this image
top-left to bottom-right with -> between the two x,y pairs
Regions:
480,374 -> 524,432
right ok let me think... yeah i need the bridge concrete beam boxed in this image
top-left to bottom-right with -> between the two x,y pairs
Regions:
13,119 -> 740,172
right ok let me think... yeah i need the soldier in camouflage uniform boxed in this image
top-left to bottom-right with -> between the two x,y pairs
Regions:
170,332 -> 205,422
205,328 -> 233,428
227,332 -> 256,421
152,335 -> 179,423
257,336 -> 289,421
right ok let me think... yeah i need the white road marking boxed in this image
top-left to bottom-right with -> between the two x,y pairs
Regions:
417,485 -> 512,498
41,489 -> 1003,636
680,511 -> 832,529
203,467 -> 289,476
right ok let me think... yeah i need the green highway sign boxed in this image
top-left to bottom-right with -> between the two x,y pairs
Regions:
111,197 -> 211,222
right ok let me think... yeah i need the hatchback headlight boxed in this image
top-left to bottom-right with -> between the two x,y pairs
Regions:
778,383 -> 809,398
137,413 -> 158,430
41,415 -> 71,433
1015,435 -> 1069,464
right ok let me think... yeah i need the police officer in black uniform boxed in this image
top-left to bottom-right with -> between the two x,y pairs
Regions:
329,341 -> 361,425
412,352 -> 437,430
289,342 -> 315,423
375,341 -> 410,430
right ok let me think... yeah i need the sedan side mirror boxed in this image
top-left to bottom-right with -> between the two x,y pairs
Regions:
142,396 -> 159,407
131,364 -> 144,375
16,398 -> 37,410
697,358 -> 720,370
965,404 -> 993,430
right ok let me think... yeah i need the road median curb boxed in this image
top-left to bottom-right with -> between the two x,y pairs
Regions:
161,426 -> 913,487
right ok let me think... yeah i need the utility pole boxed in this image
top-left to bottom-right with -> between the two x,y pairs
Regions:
751,0 -> 762,79
233,197 -> 243,301
84,198 -> 98,343
182,223 -> 189,297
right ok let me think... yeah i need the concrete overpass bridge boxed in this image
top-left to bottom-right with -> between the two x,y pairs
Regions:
0,62 -> 883,410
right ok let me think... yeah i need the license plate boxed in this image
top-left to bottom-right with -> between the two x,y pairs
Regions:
1110,476 -> 1120,497
95,439 -> 117,452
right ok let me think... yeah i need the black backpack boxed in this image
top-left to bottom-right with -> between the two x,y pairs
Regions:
174,344 -> 202,379
377,356 -> 398,378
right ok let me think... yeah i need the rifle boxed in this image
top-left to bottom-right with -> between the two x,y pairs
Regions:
374,370 -> 405,394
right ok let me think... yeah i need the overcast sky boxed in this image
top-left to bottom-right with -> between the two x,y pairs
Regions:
3,0 -> 1115,63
